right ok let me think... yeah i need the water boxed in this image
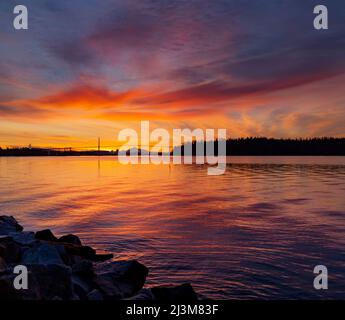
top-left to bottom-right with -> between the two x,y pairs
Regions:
0,156 -> 345,299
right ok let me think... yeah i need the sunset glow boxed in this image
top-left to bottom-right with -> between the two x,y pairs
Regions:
1,1 -> 345,148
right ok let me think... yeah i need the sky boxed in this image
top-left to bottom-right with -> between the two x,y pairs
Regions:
0,0 -> 345,148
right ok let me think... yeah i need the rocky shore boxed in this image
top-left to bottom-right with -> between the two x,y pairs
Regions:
0,216 -> 198,301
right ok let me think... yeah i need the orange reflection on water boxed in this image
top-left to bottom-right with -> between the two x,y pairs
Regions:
1,156 -> 345,299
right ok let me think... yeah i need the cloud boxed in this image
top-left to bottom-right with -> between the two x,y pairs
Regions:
132,68 -> 342,109
0,83 -> 213,121
0,103 -> 53,120
33,84 -> 138,109
1,0 -> 345,142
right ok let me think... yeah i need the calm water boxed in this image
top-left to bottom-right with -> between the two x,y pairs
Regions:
1,156 -> 345,299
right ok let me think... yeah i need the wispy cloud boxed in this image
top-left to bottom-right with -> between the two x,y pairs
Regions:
0,0 -> 345,145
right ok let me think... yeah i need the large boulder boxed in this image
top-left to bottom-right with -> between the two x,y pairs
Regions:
9,232 -> 36,246
125,288 -> 154,300
72,260 -> 94,279
27,264 -> 73,300
71,260 -> 95,299
58,234 -> 82,246
0,273 -> 21,300
72,274 -> 93,300
0,269 -> 41,300
87,289 -> 103,300
0,216 -> 23,235
0,257 -> 7,273
95,260 -> 148,299
22,243 -> 65,265
91,253 -> 114,262
0,263 -> 73,300
64,244 -> 96,260
35,229 -> 58,242
151,283 -> 198,302
0,236 -> 22,263
63,244 -> 111,262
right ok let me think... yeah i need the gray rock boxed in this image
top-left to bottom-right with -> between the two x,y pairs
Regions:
27,264 -> 73,300
0,273 -> 21,300
68,254 -> 83,266
95,260 -> 148,299
54,243 -> 70,265
0,216 -> 23,235
125,288 -> 154,300
35,229 -> 58,242
64,243 -> 96,260
22,243 -> 64,265
9,231 -> 36,246
0,224 -> 15,236
87,289 -> 103,301
72,274 -> 93,299
0,236 -> 22,263
91,253 -> 114,262
72,260 -> 94,279
95,275 -> 130,299
0,270 -> 41,300
151,283 -> 198,302
0,257 -> 6,273
59,234 -> 82,246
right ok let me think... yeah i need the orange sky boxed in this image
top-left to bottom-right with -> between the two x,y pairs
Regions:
0,1 -> 345,148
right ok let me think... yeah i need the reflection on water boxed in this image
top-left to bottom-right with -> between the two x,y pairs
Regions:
0,156 -> 345,299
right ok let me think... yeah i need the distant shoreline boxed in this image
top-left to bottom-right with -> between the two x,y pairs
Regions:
1,138 -> 345,157
0,154 -> 345,158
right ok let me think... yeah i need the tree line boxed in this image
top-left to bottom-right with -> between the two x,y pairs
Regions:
177,137 -> 345,156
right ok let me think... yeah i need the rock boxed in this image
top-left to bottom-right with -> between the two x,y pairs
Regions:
67,250 -> 113,263
0,236 -> 22,263
64,244 -> 96,260
9,231 -> 36,246
71,260 -> 95,299
0,257 -> 7,273
27,264 -> 73,300
0,274 -> 20,300
22,243 -> 64,265
72,260 -> 94,279
0,225 -> 13,236
67,254 -> 83,266
35,229 -> 58,242
91,253 -> 114,262
94,275 -> 125,299
87,289 -> 103,300
95,260 -> 148,299
54,243 -> 70,265
0,216 -> 198,301
0,216 -> 23,235
79,246 -> 96,258
72,274 -> 93,300
0,271 -> 41,300
126,288 -> 154,300
151,283 -> 198,302
59,234 -> 82,246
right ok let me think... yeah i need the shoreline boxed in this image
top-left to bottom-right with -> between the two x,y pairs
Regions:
1,154 -> 345,157
0,216 -> 198,301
